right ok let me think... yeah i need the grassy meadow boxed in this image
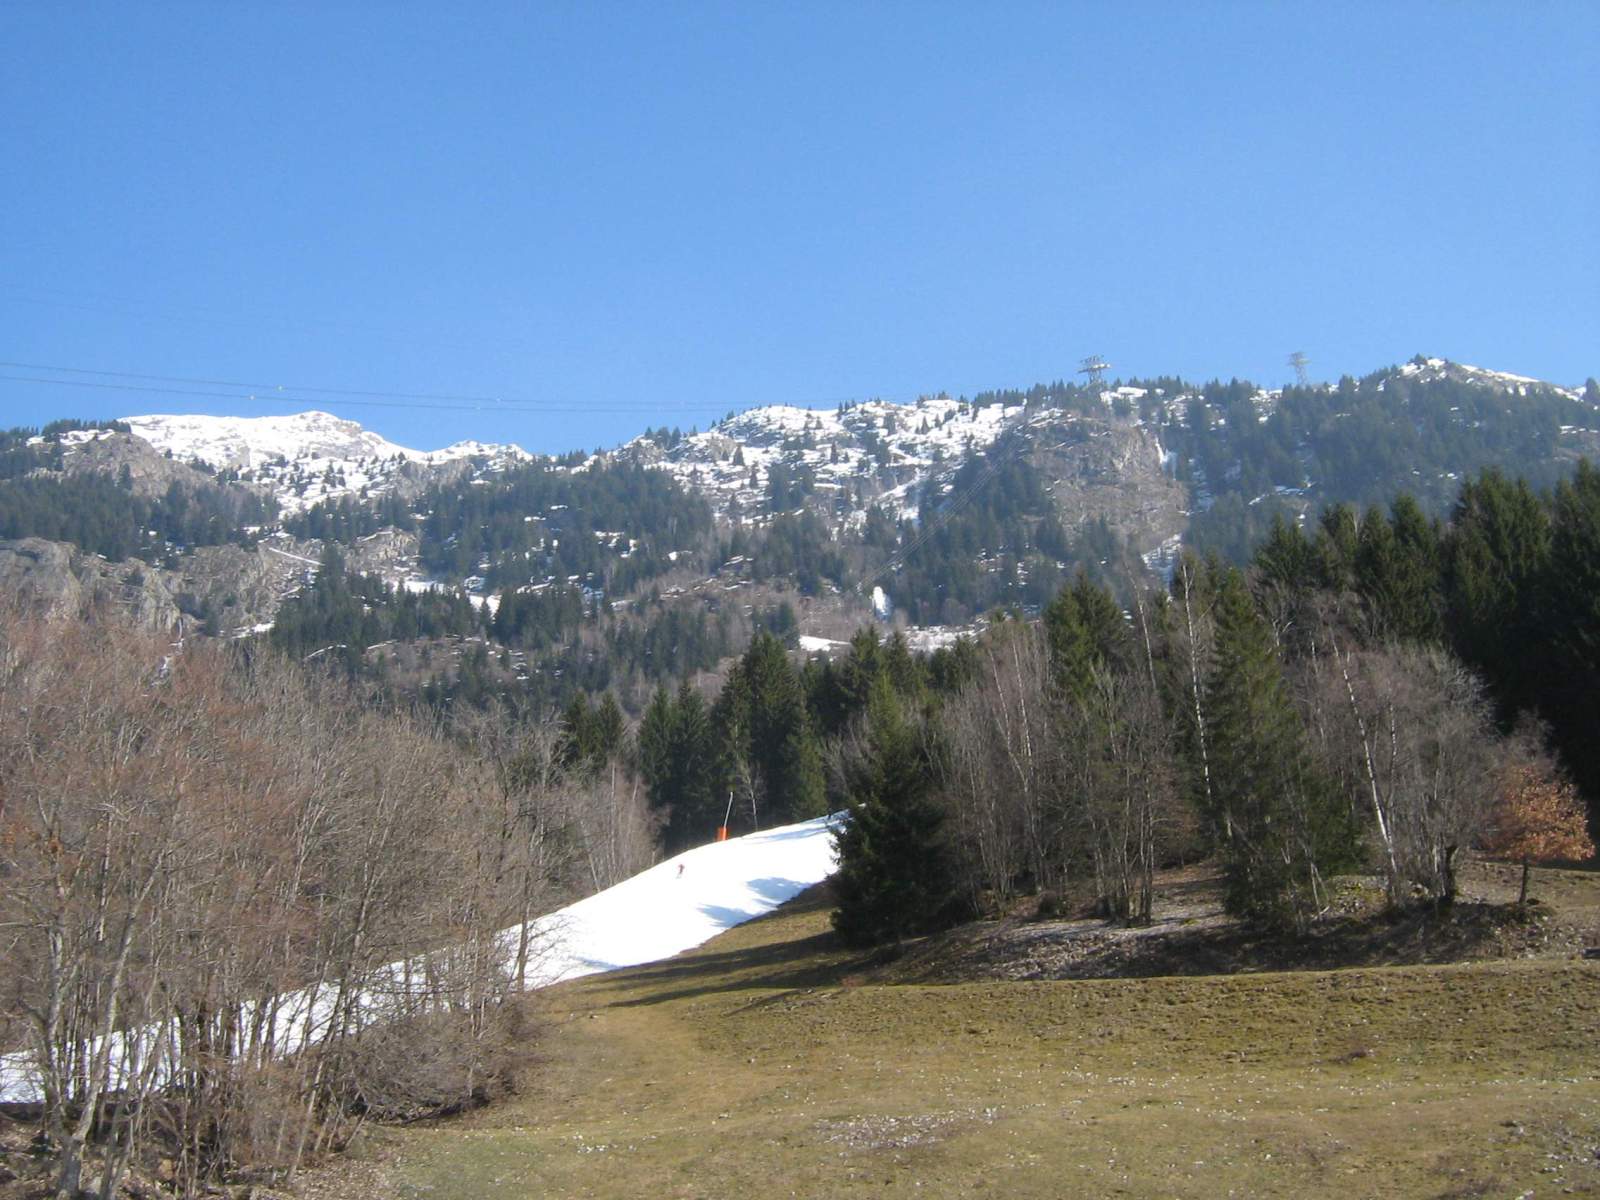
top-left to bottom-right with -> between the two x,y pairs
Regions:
333,876 -> 1600,1200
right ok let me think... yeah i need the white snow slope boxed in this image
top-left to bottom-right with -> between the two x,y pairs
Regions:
120,410 -> 530,515
0,815 -> 839,1104
122,410 -> 527,471
534,814 -> 838,983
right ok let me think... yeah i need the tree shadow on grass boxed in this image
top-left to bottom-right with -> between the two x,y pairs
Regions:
601,884 -> 882,1008
695,875 -> 816,929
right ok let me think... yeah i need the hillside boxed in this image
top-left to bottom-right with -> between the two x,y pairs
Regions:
0,356 -> 1595,709
299,862 -> 1600,1200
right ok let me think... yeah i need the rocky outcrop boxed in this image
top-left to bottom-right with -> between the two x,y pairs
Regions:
1032,419 -> 1188,559
0,538 -> 183,631
55,430 -> 240,500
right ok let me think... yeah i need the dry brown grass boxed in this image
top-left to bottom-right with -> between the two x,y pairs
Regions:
295,866 -> 1600,1200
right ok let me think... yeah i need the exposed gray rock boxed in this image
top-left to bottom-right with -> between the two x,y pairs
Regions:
0,538 -> 183,631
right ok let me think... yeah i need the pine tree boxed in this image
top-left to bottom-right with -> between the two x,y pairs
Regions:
1253,513 -> 1317,591
1315,504 -> 1360,593
1207,568 -> 1355,927
637,686 -> 675,805
1442,469 -> 1549,714
712,634 -> 825,829
1384,493 -> 1444,642
1045,574 -> 1129,702
1541,459 -> 1600,831
831,679 -> 960,945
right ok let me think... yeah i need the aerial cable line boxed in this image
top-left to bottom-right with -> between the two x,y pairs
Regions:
0,358 -> 516,406
0,359 -> 919,418
0,372 -> 733,416
2,284 -> 502,351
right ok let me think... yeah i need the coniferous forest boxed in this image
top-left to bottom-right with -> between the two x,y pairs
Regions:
828,463 -> 1600,941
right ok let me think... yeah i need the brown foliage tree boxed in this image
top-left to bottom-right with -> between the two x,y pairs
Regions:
1483,756 -> 1596,903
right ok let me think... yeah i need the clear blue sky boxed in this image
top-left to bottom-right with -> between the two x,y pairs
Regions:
3,3 -> 1596,453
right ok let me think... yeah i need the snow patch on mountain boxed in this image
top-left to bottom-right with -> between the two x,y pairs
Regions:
1392,357 -> 1580,400
618,394 -> 1030,530
121,411 -> 530,514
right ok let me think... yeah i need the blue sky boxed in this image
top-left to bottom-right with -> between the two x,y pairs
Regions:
3,3 -> 1596,453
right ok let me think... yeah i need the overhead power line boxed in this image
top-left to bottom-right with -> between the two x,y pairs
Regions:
0,358 -> 925,419
0,369 -> 738,416
0,358 -> 515,405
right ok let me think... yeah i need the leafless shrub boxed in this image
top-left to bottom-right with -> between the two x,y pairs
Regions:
0,609 -> 597,1198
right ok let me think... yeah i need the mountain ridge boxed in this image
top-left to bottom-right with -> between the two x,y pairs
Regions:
1,355 -> 1593,699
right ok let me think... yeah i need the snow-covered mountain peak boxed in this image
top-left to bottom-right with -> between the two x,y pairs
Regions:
120,410 -> 530,514
617,393 -> 1041,526
123,410 -> 531,469
123,411 -> 419,471
1391,357 -> 1580,400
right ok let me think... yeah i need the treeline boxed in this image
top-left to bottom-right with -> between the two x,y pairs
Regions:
0,472 -> 277,561
738,511 -> 847,595
416,459 -> 712,593
1254,461 -> 1600,832
0,422 -> 279,561
269,545 -> 487,669
890,435 -> 1108,624
0,609 -> 654,1200
829,464 -> 1599,945
634,629 -> 977,851
282,491 -> 416,542
270,547 -> 780,712
1173,371 -> 1599,560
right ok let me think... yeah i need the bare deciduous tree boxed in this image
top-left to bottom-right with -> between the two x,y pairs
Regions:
1300,637 -> 1499,904
0,609 -> 631,1198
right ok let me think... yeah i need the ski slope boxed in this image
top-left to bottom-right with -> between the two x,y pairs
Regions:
0,815 -> 840,1104
527,814 -> 839,985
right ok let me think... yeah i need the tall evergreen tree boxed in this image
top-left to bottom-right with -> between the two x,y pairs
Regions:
1314,504 -> 1360,593
1253,513 -> 1317,593
1384,493 -> 1444,642
1044,573 -> 1128,701
1206,568 -> 1356,927
1442,469 -> 1550,714
1540,460 -> 1600,831
831,679 -> 961,945
638,682 -> 719,849
712,633 -> 825,829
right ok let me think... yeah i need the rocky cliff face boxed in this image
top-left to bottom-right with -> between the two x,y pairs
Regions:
1031,420 -> 1188,561
55,429 -> 238,500
0,539 -> 184,631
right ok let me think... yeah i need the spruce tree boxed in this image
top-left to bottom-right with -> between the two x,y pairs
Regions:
1541,460 -> 1600,831
712,633 -> 826,829
1314,504 -> 1360,593
1207,568 -> 1355,927
1442,469 -> 1549,714
1253,513 -> 1317,592
637,686 -> 676,809
1385,493 -> 1444,642
831,679 -> 959,945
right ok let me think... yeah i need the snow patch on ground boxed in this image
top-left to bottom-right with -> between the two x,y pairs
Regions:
798,635 -> 847,654
537,815 -> 839,982
0,816 -> 839,1103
